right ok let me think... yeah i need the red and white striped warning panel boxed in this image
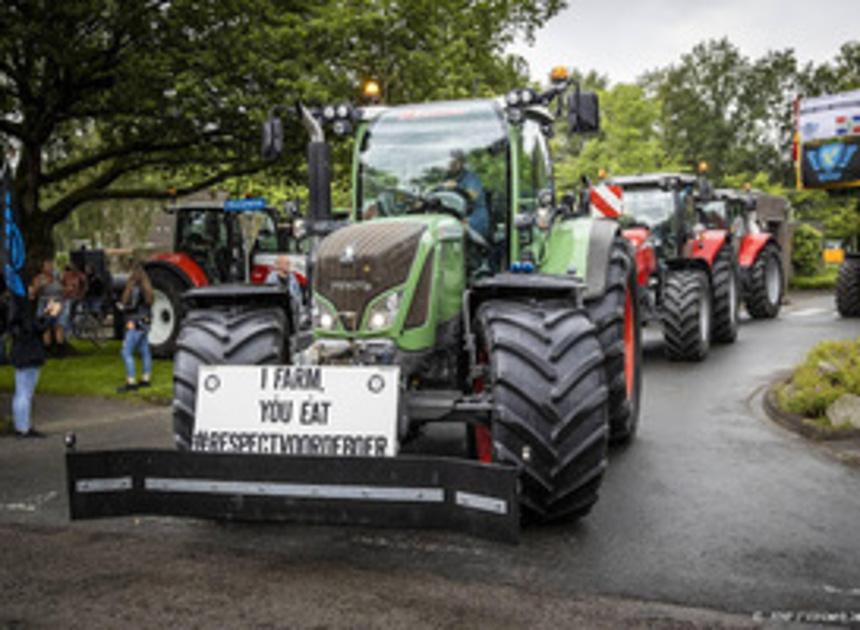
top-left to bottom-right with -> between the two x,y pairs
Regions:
590,184 -> 623,218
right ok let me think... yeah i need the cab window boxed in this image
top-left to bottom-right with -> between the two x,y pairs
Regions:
517,120 -> 551,213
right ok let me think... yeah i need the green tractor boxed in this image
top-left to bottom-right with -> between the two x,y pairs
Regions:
168,72 -> 643,525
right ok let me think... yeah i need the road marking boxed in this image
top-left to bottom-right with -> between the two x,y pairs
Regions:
823,584 -> 860,597
786,307 -> 829,318
0,491 -> 58,513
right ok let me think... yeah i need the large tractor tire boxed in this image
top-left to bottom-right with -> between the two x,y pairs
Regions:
710,245 -> 739,343
478,300 -> 609,522
745,242 -> 783,319
836,254 -> 860,317
173,307 -> 288,449
585,238 -> 642,444
147,267 -> 187,358
662,270 -> 712,361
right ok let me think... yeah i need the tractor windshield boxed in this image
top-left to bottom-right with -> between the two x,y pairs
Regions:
621,189 -> 676,228
359,100 -> 507,220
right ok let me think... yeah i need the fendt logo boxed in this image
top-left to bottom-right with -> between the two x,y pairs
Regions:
806,142 -> 858,183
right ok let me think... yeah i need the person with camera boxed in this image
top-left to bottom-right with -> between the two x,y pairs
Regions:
117,263 -> 154,393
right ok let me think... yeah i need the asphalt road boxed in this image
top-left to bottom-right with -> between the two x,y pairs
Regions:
1,290 -> 858,627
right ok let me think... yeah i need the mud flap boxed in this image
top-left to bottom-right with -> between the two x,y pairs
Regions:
66,449 -> 520,543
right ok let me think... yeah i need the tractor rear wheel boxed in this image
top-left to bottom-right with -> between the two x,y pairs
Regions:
173,307 -> 288,449
710,246 -> 739,343
836,254 -> 860,317
478,300 -> 609,522
585,238 -> 642,444
147,267 -> 186,358
662,270 -> 712,361
745,242 -> 783,319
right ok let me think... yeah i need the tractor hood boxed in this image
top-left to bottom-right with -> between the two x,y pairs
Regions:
315,219 -> 426,331
312,215 -> 464,347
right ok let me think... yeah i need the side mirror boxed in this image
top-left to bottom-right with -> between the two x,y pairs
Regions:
261,115 -> 284,161
568,90 -> 599,133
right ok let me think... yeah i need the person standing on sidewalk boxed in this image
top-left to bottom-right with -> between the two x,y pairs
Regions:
9,291 -> 61,438
117,263 -> 154,393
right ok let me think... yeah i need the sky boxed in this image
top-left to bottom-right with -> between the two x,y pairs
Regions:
510,0 -> 858,84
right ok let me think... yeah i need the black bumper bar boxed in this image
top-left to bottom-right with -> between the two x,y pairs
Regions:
66,449 -> 520,543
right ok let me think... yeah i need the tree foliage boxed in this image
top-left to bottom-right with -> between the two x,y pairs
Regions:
1,0 -> 565,265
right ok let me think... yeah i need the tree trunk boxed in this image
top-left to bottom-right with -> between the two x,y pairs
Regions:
15,143 -> 55,279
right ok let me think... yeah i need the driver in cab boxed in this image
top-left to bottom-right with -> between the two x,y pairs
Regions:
442,151 -> 490,243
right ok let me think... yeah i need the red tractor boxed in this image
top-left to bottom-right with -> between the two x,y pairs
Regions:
144,198 -> 307,357
701,189 -> 784,318
597,173 -> 739,361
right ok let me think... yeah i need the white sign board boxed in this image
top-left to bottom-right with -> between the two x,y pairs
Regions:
192,365 -> 400,457
798,90 -> 860,142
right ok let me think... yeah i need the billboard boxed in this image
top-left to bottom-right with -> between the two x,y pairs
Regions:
796,89 -> 860,190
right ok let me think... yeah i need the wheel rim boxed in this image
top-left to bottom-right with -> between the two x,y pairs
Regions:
624,287 -> 635,398
148,288 -> 174,346
700,284 -> 711,344
765,256 -> 780,306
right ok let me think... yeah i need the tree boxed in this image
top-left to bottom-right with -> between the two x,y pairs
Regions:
1,0 -> 566,269
553,81 -> 676,190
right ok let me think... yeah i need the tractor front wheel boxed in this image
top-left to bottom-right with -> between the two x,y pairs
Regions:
836,254 -> 860,317
479,300 -> 609,522
173,307 -> 288,449
710,245 -> 739,343
662,270 -> 712,361
745,242 -> 783,319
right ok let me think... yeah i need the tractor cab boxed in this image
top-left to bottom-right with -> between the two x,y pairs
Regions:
702,188 -> 758,237
609,173 -> 707,258
171,202 -> 246,283
355,99 -> 512,277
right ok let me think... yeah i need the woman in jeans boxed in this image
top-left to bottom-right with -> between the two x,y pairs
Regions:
10,292 -> 61,437
117,264 -> 154,393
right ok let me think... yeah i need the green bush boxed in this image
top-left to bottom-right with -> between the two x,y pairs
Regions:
791,223 -> 823,277
778,337 -> 860,418
788,265 -> 839,290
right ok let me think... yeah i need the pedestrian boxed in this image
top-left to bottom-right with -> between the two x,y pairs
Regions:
117,263 -> 154,393
61,262 -> 87,345
265,254 -> 303,325
29,258 -> 66,354
9,290 -> 61,438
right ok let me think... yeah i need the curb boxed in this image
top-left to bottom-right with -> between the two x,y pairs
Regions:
763,378 -> 860,467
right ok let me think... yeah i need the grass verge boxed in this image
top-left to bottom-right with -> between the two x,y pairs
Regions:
0,339 -> 172,405
776,337 -> 860,429
789,265 -> 839,290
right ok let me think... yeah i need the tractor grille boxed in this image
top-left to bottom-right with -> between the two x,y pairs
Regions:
315,221 -> 426,330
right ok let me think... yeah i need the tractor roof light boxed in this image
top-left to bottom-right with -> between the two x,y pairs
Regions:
336,103 -> 350,119
550,65 -> 570,84
322,105 -> 336,121
362,79 -> 381,103
506,90 -> 520,106
698,160 -> 709,174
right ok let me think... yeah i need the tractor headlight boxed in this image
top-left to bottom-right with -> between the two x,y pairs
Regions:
313,299 -> 338,331
366,291 -> 402,332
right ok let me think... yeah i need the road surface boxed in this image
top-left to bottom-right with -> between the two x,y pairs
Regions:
1,290 -> 858,627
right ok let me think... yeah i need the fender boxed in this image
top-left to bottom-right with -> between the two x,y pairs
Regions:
581,217 -> 623,300
738,233 -> 776,268
622,227 -> 656,288
683,230 -> 727,268
149,252 -> 210,288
